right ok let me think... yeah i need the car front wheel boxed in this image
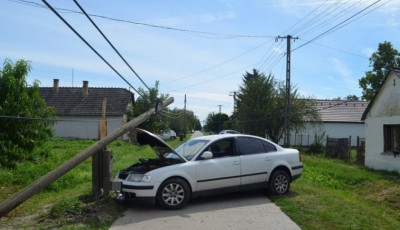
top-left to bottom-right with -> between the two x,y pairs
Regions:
156,178 -> 190,210
269,170 -> 290,195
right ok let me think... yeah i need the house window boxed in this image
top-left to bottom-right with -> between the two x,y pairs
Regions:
383,125 -> 400,154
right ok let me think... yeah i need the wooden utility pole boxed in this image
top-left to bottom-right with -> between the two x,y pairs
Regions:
217,105 -> 222,132
92,97 -> 110,198
278,35 -> 298,147
0,97 -> 174,217
183,94 -> 187,137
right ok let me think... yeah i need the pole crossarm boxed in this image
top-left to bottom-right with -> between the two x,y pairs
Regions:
0,97 -> 174,217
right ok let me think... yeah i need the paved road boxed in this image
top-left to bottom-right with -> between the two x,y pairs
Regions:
109,131 -> 300,230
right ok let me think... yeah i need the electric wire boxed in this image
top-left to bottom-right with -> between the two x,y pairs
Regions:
317,0 -> 391,39
40,0 -> 144,98
280,0 -> 330,36
8,0 -> 273,40
73,0 -> 151,91
290,0 -> 345,36
163,38 -> 273,85
0,115 -> 124,122
296,0 -> 359,38
292,0 -> 384,52
306,40 -> 369,59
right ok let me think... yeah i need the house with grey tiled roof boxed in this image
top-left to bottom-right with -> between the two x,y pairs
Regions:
286,99 -> 369,146
39,79 -> 134,139
361,67 -> 400,173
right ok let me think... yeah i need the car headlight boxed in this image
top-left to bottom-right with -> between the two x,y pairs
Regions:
127,174 -> 151,183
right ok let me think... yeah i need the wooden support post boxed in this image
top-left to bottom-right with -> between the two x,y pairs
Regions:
0,97 -> 174,217
93,98 -> 108,198
102,150 -> 113,195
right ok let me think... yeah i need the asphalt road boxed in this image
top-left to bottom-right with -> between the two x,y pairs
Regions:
109,131 -> 300,230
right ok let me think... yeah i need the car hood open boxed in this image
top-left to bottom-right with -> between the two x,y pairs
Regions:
128,128 -> 188,162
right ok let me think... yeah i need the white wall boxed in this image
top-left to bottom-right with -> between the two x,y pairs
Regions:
279,122 -> 365,146
53,116 -> 125,139
364,71 -> 400,173
365,116 -> 400,173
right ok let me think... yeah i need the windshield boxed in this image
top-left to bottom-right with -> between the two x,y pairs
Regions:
174,139 -> 210,160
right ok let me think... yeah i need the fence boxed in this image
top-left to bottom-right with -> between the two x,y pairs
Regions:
356,137 -> 366,165
325,135 -> 351,159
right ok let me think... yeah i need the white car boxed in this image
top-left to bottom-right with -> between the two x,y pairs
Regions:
158,130 -> 177,140
219,130 -> 240,134
112,128 -> 303,210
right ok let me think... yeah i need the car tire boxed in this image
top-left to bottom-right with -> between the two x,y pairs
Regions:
268,170 -> 290,195
156,178 -> 190,210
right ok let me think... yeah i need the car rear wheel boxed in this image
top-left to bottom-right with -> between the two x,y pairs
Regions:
269,170 -> 290,195
156,178 -> 190,210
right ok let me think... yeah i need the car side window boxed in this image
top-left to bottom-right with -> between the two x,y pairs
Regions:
198,138 -> 235,159
263,141 -> 277,152
236,137 -> 266,155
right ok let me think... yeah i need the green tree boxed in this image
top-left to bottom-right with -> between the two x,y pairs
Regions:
345,95 -> 359,101
204,112 -> 229,133
236,69 -> 319,142
160,108 -> 200,134
0,59 -> 56,168
359,41 -> 400,100
130,81 -> 169,133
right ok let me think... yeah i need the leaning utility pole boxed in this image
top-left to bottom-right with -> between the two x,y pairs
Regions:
0,97 -> 174,217
277,35 -> 298,147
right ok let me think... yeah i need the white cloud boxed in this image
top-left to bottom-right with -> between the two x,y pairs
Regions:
361,47 -> 375,58
199,11 -> 236,23
331,58 -> 358,86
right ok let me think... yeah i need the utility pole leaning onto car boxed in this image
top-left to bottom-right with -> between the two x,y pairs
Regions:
0,97 -> 174,218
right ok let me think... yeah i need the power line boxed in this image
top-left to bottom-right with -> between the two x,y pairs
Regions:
40,0 -> 143,98
9,0 -> 274,40
0,115 -> 123,122
296,0 -> 357,37
73,0 -> 151,92
163,38 -> 273,85
306,40 -> 369,59
292,0 -> 384,52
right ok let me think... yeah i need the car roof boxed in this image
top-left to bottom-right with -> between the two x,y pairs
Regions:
194,134 -> 259,141
192,134 -> 283,149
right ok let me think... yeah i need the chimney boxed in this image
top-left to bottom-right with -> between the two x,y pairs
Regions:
82,80 -> 89,95
53,79 -> 59,93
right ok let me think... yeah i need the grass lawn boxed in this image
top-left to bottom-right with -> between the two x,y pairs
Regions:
270,153 -> 400,230
1,140 -> 399,229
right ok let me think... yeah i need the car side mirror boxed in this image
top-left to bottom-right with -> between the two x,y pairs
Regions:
201,151 -> 213,160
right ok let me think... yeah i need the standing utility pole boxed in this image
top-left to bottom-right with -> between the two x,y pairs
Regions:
277,35 -> 298,147
183,94 -> 187,137
229,91 -> 237,112
217,105 -> 222,132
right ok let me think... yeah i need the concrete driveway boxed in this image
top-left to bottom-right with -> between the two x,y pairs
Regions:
109,131 -> 300,230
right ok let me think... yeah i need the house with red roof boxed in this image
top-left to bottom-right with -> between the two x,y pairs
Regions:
39,79 -> 134,139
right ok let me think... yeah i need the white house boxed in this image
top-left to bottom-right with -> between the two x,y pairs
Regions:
39,79 -> 134,139
362,67 -> 400,173
285,99 -> 368,147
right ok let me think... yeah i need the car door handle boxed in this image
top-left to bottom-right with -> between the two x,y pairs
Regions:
265,157 -> 271,161
232,161 -> 240,165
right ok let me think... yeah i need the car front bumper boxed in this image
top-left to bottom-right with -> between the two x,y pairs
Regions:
112,180 -> 159,206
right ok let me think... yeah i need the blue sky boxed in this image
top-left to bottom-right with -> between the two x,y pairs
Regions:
1,0 -> 399,123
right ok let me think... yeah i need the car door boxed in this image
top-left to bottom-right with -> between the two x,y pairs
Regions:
237,137 -> 277,186
195,138 -> 241,191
